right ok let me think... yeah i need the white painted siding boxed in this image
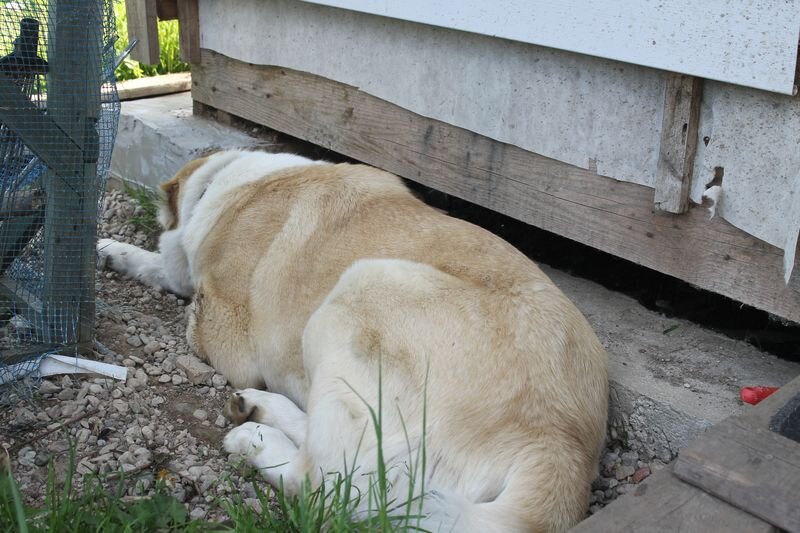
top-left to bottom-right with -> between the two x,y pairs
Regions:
301,0 -> 800,95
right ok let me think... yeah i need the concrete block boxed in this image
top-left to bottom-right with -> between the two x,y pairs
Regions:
110,92 -> 265,189
544,265 -> 800,461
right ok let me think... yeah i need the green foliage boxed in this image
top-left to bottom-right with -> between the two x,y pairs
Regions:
1,361 -> 431,532
113,0 -> 189,81
123,182 -> 160,237
0,456 -> 209,532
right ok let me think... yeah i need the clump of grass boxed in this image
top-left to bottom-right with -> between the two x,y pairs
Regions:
2,365 -> 431,532
123,182 -> 160,236
113,0 -> 189,81
1,449 -> 207,532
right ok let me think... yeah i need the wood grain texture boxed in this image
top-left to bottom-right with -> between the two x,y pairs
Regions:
177,0 -> 200,63
673,417 -> 800,532
191,49 -> 800,323
570,466 -> 776,532
117,72 -> 191,101
125,0 -> 159,65
654,74 -> 702,214
156,0 -> 178,20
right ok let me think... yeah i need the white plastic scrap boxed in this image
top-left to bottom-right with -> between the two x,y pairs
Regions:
0,353 -> 127,387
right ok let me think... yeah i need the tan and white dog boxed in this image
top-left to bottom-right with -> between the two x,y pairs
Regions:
99,150 -> 608,532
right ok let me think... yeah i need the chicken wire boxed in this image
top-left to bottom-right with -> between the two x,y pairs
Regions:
0,0 -> 120,387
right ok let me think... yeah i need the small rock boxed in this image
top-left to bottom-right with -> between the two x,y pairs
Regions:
172,375 -> 183,385
39,380 -> 60,395
614,464 -> 636,481
189,507 -> 207,521
143,341 -> 161,355
158,375 -> 172,383
57,389 -> 76,401
214,415 -> 227,428
620,451 -> 639,467
193,409 -> 208,421
112,399 -> 129,414
211,374 -> 227,388
126,336 -> 143,348
177,356 -> 215,385
632,466 -> 651,484
34,451 -> 51,467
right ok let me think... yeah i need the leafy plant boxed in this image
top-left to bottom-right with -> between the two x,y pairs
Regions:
113,0 -> 189,81
123,182 -> 160,237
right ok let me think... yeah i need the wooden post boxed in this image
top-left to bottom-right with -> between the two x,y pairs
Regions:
126,0 -> 160,65
654,73 -> 703,214
43,0 -> 102,348
177,0 -> 200,64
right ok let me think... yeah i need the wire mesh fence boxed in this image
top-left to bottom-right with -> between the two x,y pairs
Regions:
0,0 -> 120,388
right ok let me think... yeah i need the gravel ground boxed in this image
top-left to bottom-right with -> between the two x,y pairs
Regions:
0,189 -> 658,520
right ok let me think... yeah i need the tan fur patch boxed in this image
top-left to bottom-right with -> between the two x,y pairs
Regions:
159,157 -> 210,230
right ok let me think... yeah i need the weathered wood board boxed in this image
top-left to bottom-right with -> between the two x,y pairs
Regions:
191,49 -> 800,323
673,376 -> 800,532
570,466 -> 776,533
654,74 -> 702,214
125,0 -> 159,65
177,0 -> 200,63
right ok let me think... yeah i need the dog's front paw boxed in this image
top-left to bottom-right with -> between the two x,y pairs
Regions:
223,421 -> 267,457
97,238 -> 120,270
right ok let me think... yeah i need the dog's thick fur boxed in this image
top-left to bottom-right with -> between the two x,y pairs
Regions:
99,150 -> 608,532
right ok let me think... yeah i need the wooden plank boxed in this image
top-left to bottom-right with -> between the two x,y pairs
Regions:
191,49 -> 800,323
176,0 -> 200,63
125,0 -> 159,65
654,74 -> 703,214
570,466 -> 776,532
116,71 -> 191,101
156,0 -> 179,20
673,417 -> 800,532
0,75 -> 83,175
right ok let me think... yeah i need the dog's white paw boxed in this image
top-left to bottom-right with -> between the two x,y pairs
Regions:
225,389 -> 308,446
96,238 -> 120,270
223,421 -> 268,458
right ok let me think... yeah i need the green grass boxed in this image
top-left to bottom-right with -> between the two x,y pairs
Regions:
113,0 -> 189,81
1,369 -> 432,532
123,182 -> 160,236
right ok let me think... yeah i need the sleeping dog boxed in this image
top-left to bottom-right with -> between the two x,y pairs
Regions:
99,150 -> 608,532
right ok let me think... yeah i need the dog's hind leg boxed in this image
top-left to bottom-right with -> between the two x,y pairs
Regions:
226,389 -> 307,447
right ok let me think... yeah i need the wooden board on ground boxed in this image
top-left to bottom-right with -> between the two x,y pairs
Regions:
570,466 -> 776,533
191,49 -> 800,323
117,72 -> 191,101
673,375 -> 800,533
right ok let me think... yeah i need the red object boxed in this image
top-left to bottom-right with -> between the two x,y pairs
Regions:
741,386 -> 779,405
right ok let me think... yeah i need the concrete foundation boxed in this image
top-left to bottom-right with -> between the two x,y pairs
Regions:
110,93 -> 266,188
110,93 -> 800,461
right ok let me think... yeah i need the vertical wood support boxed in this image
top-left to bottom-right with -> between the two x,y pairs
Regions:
177,0 -> 200,63
44,0 -> 102,347
125,0 -> 159,64
156,0 -> 179,20
654,73 -> 703,214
